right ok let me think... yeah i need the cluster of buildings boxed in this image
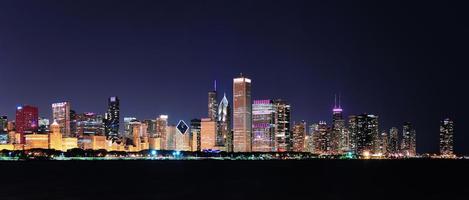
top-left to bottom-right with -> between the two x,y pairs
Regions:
0,74 -> 456,158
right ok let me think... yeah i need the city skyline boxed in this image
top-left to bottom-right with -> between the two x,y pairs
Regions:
0,1 -> 466,155
0,75 -> 457,156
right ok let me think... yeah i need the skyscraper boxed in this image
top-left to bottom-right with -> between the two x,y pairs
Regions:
76,112 -> 104,137
388,127 -> 400,155
273,99 -> 291,152
401,122 -> 416,157
440,118 -> 454,156
156,115 -> 168,149
348,114 -> 379,156
104,97 -> 120,141
313,121 -> 329,154
190,119 -> 201,151
52,102 -> 71,137
15,105 -> 39,143
218,94 -> 232,152
292,121 -> 306,152
208,80 -> 218,121
252,100 -> 275,152
332,95 -> 347,154
233,74 -> 252,152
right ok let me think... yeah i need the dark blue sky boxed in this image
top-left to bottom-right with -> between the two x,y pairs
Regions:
0,0 -> 467,154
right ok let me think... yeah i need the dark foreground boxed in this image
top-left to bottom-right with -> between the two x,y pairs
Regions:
0,160 -> 467,200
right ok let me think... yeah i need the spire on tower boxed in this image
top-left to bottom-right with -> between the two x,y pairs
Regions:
214,80 -> 217,92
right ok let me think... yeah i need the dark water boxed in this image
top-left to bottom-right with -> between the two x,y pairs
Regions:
0,160 -> 467,200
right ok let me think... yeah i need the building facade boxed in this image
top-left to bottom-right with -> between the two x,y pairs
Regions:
252,100 -> 275,152
104,97 -> 120,141
16,105 -> 39,143
233,74 -> 252,152
439,118 -> 454,156
52,102 -> 71,137
273,99 -> 291,152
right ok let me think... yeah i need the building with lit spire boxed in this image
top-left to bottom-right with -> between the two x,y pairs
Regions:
218,93 -> 232,152
49,120 -> 62,151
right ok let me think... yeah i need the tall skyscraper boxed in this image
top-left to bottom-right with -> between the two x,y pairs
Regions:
313,121 -> 329,154
16,105 -> 39,143
208,80 -> 218,121
124,117 -> 137,138
332,95 -> 347,154
273,99 -> 291,152
104,97 -> 120,141
218,94 -> 232,152
70,110 -> 77,137
440,118 -> 454,156
292,121 -> 306,152
52,102 -> 71,137
156,115 -> 168,149
233,74 -> 252,152
144,119 -> 157,138
401,122 -> 416,157
305,123 -> 318,153
166,125 -> 177,150
388,127 -> 400,155
190,119 -> 201,151
252,100 -> 275,152
348,114 -> 379,156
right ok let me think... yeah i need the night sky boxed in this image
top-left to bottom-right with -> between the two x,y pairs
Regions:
0,1 -> 467,154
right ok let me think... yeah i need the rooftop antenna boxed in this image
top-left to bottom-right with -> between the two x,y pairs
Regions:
214,80 -> 217,92
334,94 -> 337,108
338,93 -> 342,109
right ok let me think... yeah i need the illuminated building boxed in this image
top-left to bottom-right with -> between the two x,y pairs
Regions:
24,134 -> 49,150
16,105 -> 39,144
0,116 -> 8,144
124,117 -> 137,138
273,99 -> 291,152
76,113 -> 104,137
377,131 -> 388,155
166,125 -> 177,150
149,137 -> 161,150
52,102 -> 71,137
313,121 -> 329,154
156,115 -> 168,149
252,100 -> 275,152
201,118 -> 217,150
104,96 -> 120,141
305,124 -> 318,153
208,80 -> 218,121
0,116 -> 7,133
388,127 -> 400,154
401,122 -> 416,157
38,117 -> 50,134
81,135 -> 107,150
348,114 -> 379,155
332,96 -> 347,154
233,74 -> 252,152
440,118 -> 454,156
218,94 -> 232,152
70,110 -> 77,137
48,120 -> 62,151
175,121 -> 190,151
7,121 -> 15,132
62,137 -> 78,151
292,121 -> 306,152
131,121 -> 142,150
144,119 -> 157,138
190,119 -> 201,151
